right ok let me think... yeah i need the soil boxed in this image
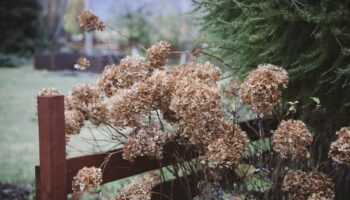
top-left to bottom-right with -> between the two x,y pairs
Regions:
0,182 -> 32,200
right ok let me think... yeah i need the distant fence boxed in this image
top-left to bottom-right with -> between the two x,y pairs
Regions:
34,53 -> 124,73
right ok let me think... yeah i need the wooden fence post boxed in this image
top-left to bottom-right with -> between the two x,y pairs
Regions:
37,95 -> 67,200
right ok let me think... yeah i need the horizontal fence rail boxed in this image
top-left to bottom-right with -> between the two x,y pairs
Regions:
66,142 -> 198,194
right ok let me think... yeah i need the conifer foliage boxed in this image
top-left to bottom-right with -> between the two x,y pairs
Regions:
193,0 -> 350,124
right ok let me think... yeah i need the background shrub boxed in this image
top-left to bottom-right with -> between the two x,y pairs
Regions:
192,0 -> 350,128
0,0 -> 40,67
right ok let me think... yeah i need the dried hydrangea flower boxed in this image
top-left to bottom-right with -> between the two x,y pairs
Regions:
97,56 -> 149,96
147,40 -> 171,70
38,87 -> 60,97
282,170 -> 334,200
145,70 -> 178,122
67,84 -> 100,111
78,10 -> 105,32
170,62 -> 221,85
115,174 -> 160,200
65,109 -> 85,141
170,78 -> 222,145
329,127 -> 350,166
72,167 -> 103,192
164,62 -> 223,146
66,84 -> 108,125
123,124 -> 168,161
159,61 -> 221,124
239,64 -> 288,113
272,120 -> 312,160
74,57 -> 90,71
107,82 -> 154,128
201,121 -> 249,169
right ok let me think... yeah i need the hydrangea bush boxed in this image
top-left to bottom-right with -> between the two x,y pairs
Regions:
37,10 -> 350,200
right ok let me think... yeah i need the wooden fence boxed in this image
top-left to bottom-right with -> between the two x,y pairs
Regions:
35,95 -> 201,200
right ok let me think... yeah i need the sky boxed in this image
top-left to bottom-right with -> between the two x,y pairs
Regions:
89,0 -> 193,20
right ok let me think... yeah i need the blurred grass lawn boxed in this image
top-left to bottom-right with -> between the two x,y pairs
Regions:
0,64 -> 97,184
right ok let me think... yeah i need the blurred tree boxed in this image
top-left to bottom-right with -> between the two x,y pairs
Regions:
193,0 -> 350,128
0,0 -> 40,66
63,0 -> 84,35
106,0 -> 198,53
38,0 -> 68,51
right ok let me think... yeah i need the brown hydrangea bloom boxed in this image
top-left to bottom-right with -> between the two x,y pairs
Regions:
72,167 -> 103,192
38,87 -> 60,97
201,121 -> 249,169
329,127 -> 350,166
282,170 -> 334,200
78,10 -> 105,32
239,64 -> 288,113
147,40 -> 171,70
74,57 -> 90,71
86,100 -> 109,126
107,82 -> 154,128
170,62 -> 221,85
97,56 -> 149,96
123,124 -> 168,161
272,120 -> 312,160
170,78 -> 222,145
65,109 -> 85,142
67,84 -> 100,109
146,70 -> 178,122
115,174 -> 160,200
66,84 -> 108,126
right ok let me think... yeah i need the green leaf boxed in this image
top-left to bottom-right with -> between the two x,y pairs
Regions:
242,137 -> 271,157
244,175 -> 272,192
235,164 -> 256,178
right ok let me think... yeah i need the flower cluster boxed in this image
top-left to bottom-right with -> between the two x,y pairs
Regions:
169,63 -> 222,145
170,62 -> 221,85
201,121 -> 249,168
74,57 -> 90,71
171,82 -> 222,145
72,167 -> 103,192
272,120 -> 312,160
329,127 -> 350,166
115,174 -> 160,200
147,70 -> 178,122
78,10 -> 105,32
38,87 -> 60,97
107,82 -> 154,128
147,40 -> 171,70
282,170 -> 334,200
239,64 -> 288,113
97,56 -> 149,96
65,109 -> 85,142
64,84 -> 108,141
123,124 -> 168,161
66,84 -> 108,125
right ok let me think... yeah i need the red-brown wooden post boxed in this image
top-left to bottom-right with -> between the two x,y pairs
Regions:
37,95 -> 67,200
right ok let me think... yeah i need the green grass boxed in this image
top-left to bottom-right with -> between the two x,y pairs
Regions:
0,65 -> 98,184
